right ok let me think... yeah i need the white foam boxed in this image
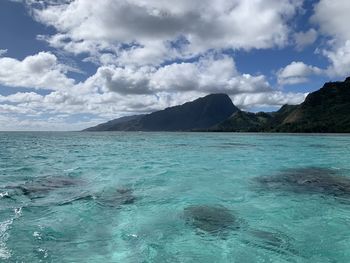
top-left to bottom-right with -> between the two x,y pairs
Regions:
0,192 -> 9,199
0,247 -> 11,260
14,207 -> 22,217
37,248 -> 49,259
0,219 -> 13,259
0,207 -> 23,259
33,231 -> 42,240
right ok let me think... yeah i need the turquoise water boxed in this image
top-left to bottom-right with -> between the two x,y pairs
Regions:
1,132 -> 350,262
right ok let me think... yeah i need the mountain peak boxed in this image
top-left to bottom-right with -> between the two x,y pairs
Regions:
85,93 -> 238,131
203,93 -> 230,98
136,93 -> 238,131
182,93 -> 232,105
188,93 -> 233,106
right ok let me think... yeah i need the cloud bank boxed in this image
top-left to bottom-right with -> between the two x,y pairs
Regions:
32,0 -> 302,66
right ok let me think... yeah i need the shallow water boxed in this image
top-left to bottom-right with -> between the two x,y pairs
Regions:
1,132 -> 350,262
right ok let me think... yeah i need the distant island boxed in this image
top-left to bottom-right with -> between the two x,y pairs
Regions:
84,77 -> 350,133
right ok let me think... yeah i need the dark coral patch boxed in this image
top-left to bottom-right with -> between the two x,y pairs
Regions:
96,187 -> 136,207
6,176 -> 82,199
184,205 -> 239,235
255,167 -> 350,197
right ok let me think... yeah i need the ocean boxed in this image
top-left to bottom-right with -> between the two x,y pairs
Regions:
1,132 -> 350,262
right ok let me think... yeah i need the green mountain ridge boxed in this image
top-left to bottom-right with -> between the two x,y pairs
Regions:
84,93 -> 239,131
84,77 -> 350,133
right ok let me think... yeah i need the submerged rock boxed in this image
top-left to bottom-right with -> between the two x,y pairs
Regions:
4,177 -> 137,209
58,194 -> 96,206
183,205 -> 239,235
183,205 -> 297,255
59,187 -> 136,207
96,187 -> 136,207
6,176 -> 82,199
255,167 -> 350,197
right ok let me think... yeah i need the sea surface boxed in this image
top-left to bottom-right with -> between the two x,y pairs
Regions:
1,132 -> 350,262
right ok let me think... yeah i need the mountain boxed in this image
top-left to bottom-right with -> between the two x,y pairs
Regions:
84,94 -> 239,131
211,111 -> 272,132
212,77 -> 350,132
269,77 -> 350,132
84,77 -> 350,133
84,115 -> 144,131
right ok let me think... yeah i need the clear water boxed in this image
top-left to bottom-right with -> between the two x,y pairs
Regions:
1,132 -> 350,262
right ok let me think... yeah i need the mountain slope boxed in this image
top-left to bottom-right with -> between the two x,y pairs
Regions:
210,77 -> 350,132
211,111 -> 272,132
272,77 -> 350,132
84,115 -> 144,131
85,94 -> 239,131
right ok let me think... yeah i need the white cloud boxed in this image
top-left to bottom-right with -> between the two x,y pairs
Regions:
0,92 -> 43,103
311,0 -> 350,77
277,61 -> 322,85
87,55 -> 272,96
30,0 -> 303,66
0,113 -> 104,131
322,40 -> 350,77
232,91 -> 306,109
294,29 -> 317,50
0,52 -> 75,90
0,104 -> 37,115
276,0 -> 350,82
312,0 -> 350,42
0,49 -> 7,56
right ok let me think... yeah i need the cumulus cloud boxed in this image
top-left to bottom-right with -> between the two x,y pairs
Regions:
278,0 -> 350,82
277,61 -> 322,85
30,0 -> 303,66
232,91 -> 306,109
0,113 -> 104,131
322,40 -> 350,77
294,29 -> 317,50
90,55 -> 272,96
0,49 -> 8,56
0,52 -> 75,90
0,92 -> 43,103
311,0 -> 350,77
312,0 -> 350,42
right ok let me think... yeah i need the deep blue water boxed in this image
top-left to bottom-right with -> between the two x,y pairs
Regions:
1,132 -> 350,262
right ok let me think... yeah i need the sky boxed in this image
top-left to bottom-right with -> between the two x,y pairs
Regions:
0,0 -> 349,131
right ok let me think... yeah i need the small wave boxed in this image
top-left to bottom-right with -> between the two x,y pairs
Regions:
0,247 -> 11,260
14,207 -> 22,217
0,219 -> 13,259
31,155 -> 48,160
0,207 -> 23,260
36,248 -> 49,259
33,231 -> 42,240
14,167 -> 34,172
0,192 -> 9,199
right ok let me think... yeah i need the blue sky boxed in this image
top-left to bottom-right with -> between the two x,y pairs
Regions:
0,0 -> 349,130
